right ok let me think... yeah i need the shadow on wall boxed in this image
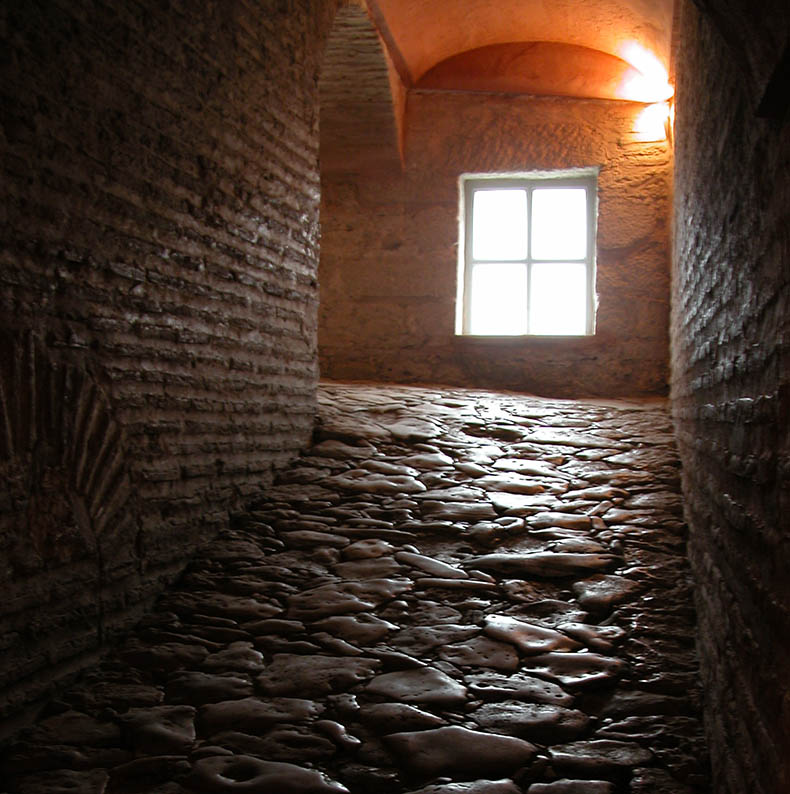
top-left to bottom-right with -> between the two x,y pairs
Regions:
0,329 -> 141,730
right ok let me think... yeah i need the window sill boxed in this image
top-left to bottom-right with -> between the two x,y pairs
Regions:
454,333 -> 596,344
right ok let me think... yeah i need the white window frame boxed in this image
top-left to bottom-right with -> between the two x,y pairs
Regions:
457,170 -> 598,336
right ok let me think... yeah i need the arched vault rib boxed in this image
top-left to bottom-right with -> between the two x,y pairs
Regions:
320,3 -> 404,172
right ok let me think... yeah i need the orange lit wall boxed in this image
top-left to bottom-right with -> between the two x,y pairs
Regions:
319,90 -> 673,397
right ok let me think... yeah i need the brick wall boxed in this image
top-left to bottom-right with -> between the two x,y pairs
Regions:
0,0 -> 336,726
320,4 -> 401,173
672,2 -> 790,792
320,86 -> 673,397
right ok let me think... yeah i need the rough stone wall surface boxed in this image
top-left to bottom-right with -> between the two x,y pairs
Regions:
671,2 -> 790,793
319,90 -> 673,397
0,0 -> 335,726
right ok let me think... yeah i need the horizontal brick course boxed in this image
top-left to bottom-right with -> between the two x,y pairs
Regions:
671,2 -> 790,792
0,0 -> 337,724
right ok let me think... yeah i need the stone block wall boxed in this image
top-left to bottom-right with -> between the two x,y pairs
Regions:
320,89 -> 673,397
672,2 -> 790,792
0,0 -> 335,727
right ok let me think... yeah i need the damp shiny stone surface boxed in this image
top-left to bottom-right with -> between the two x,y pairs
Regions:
0,383 -> 710,793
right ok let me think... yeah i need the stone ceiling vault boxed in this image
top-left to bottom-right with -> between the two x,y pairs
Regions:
321,1 -> 676,168
369,0 -> 675,94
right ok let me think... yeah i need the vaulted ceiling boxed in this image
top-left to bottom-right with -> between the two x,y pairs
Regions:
368,0 -> 675,102
320,1 -> 676,169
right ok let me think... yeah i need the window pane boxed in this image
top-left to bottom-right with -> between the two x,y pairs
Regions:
531,188 -> 587,260
529,262 -> 588,335
470,262 -> 528,335
472,189 -> 528,261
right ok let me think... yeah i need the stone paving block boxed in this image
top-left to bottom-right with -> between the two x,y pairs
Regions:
0,384 -> 710,794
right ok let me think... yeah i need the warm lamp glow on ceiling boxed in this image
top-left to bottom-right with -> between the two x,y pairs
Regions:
633,101 -> 671,142
617,42 -> 674,103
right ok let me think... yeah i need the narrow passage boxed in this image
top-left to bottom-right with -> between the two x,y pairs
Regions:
2,383 -> 710,794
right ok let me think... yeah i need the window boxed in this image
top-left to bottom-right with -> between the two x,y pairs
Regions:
457,171 -> 597,336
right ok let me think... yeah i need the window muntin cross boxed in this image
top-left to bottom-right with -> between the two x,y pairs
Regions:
459,172 -> 598,336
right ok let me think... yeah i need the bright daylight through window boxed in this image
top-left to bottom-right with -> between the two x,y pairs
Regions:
458,172 -> 597,336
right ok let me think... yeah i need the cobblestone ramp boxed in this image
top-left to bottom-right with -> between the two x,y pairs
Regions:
0,383 -> 710,794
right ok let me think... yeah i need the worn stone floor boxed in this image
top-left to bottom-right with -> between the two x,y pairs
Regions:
1,383 -> 710,794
